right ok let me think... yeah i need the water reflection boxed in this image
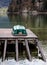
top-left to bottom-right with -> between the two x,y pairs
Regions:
8,14 -> 47,29
0,14 -> 47,40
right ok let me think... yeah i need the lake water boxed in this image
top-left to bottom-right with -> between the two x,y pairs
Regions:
0,14 -> 47,40
0,13 -> 47,63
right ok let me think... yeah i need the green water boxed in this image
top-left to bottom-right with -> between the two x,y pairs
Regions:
0,14 -> 47,59
0,14 -> 47,40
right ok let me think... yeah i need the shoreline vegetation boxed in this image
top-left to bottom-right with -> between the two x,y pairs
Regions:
0,7 -> 47,16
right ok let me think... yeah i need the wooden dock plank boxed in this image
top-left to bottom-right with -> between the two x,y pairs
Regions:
25,39 -> 32,61
36,40 -> 46,62
15,39 -> 18,61
0,28 -> 38,61
3,40 -> 7,61
39,41 -> 47,60
0,29 -> 38,39
0,28 -> 46,62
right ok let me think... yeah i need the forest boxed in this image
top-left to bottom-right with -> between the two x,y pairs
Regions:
8,0 -> 47,12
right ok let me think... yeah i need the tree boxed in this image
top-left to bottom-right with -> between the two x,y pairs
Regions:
43,0 -> 47,11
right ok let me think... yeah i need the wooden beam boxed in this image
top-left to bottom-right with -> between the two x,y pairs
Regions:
25,39 -> 32,61
36,39 -> 46,62
3,40 -> 7,61
15,39 -> 18,61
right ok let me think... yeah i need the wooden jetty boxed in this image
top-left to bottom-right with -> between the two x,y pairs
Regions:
0,29 -> 46,61
38,41 -> 47,61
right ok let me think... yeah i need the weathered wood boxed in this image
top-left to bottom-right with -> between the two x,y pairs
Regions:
36,39 -> 46,62
3,40 -> 7,61
0,29 -> 38,61
15,39 -> 18,61
0,29 -> 38,39
25,39 -> 32,61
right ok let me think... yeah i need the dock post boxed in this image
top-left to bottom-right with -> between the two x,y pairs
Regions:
25,39 -> 32,61
36,39 -> 46,62
3,39 -> 7,61
15,39 -> 18,61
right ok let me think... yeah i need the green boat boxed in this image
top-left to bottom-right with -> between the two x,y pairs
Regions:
12,25 -> 27,35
